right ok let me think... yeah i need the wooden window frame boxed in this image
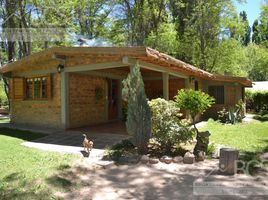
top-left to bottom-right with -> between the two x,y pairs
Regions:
208,85 -> 225,105
24,75 -> 51,101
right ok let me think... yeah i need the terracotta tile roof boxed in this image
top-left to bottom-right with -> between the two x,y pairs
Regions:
0,46 -> 252,86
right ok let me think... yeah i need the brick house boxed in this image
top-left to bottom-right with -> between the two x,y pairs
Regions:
0,47 -> 252,129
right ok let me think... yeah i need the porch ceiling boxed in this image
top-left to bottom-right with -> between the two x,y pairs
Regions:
73,66 -> 168,80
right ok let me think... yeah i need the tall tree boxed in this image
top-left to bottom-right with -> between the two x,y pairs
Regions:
252,19 -> 261,44
72,0 -> 113,39
122,64 -> 151,154
258,1 -> 268,47
168,0 -> 195,39
240,11 -> 251,46
109,0 -> 167,45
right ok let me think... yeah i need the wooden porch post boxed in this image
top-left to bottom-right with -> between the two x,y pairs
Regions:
118,79 -> 123,120
61,72 -> 70,129
162,72 -> 169,100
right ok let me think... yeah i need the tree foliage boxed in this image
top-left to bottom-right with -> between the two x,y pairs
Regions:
122,64 -> 151,154
0,0 -> 268,81
175,89 -> 215,132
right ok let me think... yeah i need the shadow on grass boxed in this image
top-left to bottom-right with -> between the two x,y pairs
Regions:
0,172 -> 60,200
0,127 -> 46,141
0,164 -> 77,200
239,139 -> 268,175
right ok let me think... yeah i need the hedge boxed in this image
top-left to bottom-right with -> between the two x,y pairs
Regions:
245,90 -> 268,112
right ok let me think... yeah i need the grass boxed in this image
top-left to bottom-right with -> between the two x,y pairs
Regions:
0,128 -> 77,200
201,119 -> 268,153
0,116 -> 10,123
201,119 -> 268,174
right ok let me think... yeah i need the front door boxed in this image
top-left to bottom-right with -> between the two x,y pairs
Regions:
108,79 -> 118,120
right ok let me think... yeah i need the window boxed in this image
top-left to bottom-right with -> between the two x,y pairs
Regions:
208,85 -> 224,104
25,76 -> 50,100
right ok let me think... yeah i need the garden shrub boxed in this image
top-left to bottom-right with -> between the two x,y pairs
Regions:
104,139 -> 135,161
246,90 -> 268,113
175,89 -> 214,156
253,114 -> 268,122
175,89 -> 215,132
0,80 -> 8,107
148,98 -> 193,154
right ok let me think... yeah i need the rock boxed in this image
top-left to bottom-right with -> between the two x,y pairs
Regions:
173,156 -> 183,163
117,156 -> 128,164
128,155 -> 140,164
260,152 -> 268,161
183,152 -> 195,164
118,155 -> 140,164
140,155 -> 149,164
195,150 -> 205,162
95,160 -> 115,169
149,157 -> 159,164
160,156 -> 173,164
159,156 -> 165,163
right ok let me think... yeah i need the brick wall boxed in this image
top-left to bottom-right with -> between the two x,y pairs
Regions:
203,82 -> 243,119
144,78 -> 185,100
10,73 -> 62,128
69,73 -> 106,128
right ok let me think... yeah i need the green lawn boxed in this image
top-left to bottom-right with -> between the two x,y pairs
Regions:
0,128 -> 77,200
0,117 -> 10,123
201,119 -> 268,153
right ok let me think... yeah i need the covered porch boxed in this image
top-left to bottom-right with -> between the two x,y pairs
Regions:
61,56 -> 190,130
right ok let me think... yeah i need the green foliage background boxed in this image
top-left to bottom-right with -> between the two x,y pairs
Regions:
0,0 -> 268,81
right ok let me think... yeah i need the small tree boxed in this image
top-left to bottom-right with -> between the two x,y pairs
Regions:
122,63 -> 151,154
175,89 -> 214,156
175,89 -> 214,133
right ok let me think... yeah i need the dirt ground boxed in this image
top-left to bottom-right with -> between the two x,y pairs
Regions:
55,158 -> 268,200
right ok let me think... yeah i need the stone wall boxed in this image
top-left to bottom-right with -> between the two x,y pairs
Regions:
69,73 -> 107,128
10,73 -> 62,128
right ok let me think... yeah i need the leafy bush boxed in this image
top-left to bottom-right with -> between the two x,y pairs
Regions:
259,105 -> 268,116
148,138 -> 188,157
148,98 -> 193,153
246,90 -> 268,112
0,80 -> 8,107
104,139 -> 135,161
253,114 -> 268,122
207,143 -> 217,158
175,89 -> 214,132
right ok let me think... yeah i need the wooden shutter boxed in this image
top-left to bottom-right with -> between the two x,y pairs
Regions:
12,77 -> 25,100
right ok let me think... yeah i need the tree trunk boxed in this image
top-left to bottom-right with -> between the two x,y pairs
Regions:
219,148 -> 239,175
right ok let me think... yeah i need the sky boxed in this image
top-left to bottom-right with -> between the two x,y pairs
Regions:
234,0 -> 264,26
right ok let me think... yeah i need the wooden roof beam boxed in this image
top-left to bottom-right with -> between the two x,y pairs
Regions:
122,56 -> 188,79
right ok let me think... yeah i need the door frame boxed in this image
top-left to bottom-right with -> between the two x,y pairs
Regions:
105,78 -> 123,121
